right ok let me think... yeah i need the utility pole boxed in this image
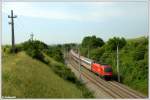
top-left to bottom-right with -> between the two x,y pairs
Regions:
30,33 -> 34,41
8,10 -> 17,53
117,44 -> 120,82
78,46 -> 82,81
64,47 -> 66,59
88,45 -> 90,58
65,47 -> 68,60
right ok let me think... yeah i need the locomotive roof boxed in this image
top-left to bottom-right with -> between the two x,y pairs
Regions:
93,63 -> 111,68
102,65 -> 111,68
83,57 -> 93,62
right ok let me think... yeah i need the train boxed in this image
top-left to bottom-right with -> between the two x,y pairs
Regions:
70,50 -> 112,80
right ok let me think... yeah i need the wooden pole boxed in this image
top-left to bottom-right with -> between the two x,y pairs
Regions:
8,10 -> 17,53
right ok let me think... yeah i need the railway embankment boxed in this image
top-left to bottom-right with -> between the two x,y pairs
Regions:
2,51 -> 93,98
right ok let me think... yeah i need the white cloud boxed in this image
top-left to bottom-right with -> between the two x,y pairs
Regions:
2,2 -> 123,22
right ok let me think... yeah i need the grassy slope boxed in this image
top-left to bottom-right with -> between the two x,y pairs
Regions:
87,36 -> 148,96
119,37 -> 148,95
2,52 -> 83,98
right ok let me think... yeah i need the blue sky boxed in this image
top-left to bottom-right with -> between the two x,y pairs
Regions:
2,1 -> 148,45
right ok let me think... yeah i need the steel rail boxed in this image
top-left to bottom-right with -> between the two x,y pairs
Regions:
68,57 -> 121,98
108,81 -> 146,98
70,59 -> 125,98
68,53 -> 146,98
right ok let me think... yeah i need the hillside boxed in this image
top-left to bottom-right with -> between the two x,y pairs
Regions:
79,36 -> 148,95
119,37 -> 148,95
2,52 -> 84,98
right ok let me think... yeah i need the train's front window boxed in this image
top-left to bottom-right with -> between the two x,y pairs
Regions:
104,67 -> 112,72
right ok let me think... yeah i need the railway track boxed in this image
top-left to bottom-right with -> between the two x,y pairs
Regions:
67,55 -> 146,98
109,81 -> 146,98
83,67 -> 145,98
108,81 -> 146,98
68,58 -> 119,98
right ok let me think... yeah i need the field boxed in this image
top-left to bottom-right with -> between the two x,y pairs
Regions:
2,52 -> 84,98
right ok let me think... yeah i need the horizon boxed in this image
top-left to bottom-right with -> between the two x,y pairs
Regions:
2,35 -> 148,46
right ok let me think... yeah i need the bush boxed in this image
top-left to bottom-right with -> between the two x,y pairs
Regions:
50,63 -> 77,83
45,46 -> 64,63
26,48 -> 44,61
3,47 -> 12,54
47,60 -> 94,98
3,45 -> 22,54
22,40 -> 48,61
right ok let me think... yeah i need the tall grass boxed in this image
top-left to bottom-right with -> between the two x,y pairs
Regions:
2,52 -> 89,98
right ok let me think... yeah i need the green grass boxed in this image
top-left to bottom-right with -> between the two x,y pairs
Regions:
127,36 -> 148,43
2,52 -> 85,98
43,53 -> 94,98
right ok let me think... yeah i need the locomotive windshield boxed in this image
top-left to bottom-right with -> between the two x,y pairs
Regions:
104,67 -> 112,72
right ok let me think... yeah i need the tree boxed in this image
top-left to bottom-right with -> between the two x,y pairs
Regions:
106,37 -> 126,51
22,40 -> 48,61
81,35 -> 104,48
90,47 -> 105,62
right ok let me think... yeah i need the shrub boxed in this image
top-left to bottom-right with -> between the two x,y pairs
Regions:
22,40 -> 48,61
45,46 -> 64,63
4,47 -> 12,54
3,45 -> 22,54
26,48 -> 44,61
47,60 -> 94,98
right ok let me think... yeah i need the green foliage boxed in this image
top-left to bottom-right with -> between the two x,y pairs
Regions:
2,40 -> 94,98
22,40 -> 48,61
22,40 -> 48,51
15,44 -> 23,52
90,46 -> 105,62
80,47 -> 88,57
2,52 -> 86,98
45,45 -> 64,63
106,37 -> 126,51
2,44 -> 22,54
28,48 -> 44,61
80,36 -> 148,95
21,40 -> 65,64
80,35 -> 104,58
2,45 -> 12,54
50,63 -> 77,83
82,35 -> 104,48
44,55 -> 94,98
62,43 -> 77,51
132,38 -> 148,61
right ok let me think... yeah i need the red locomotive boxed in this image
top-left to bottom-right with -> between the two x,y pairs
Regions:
70,50 -> 112,80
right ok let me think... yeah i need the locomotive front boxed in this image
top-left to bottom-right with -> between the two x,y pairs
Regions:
103,65 -> 112,80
